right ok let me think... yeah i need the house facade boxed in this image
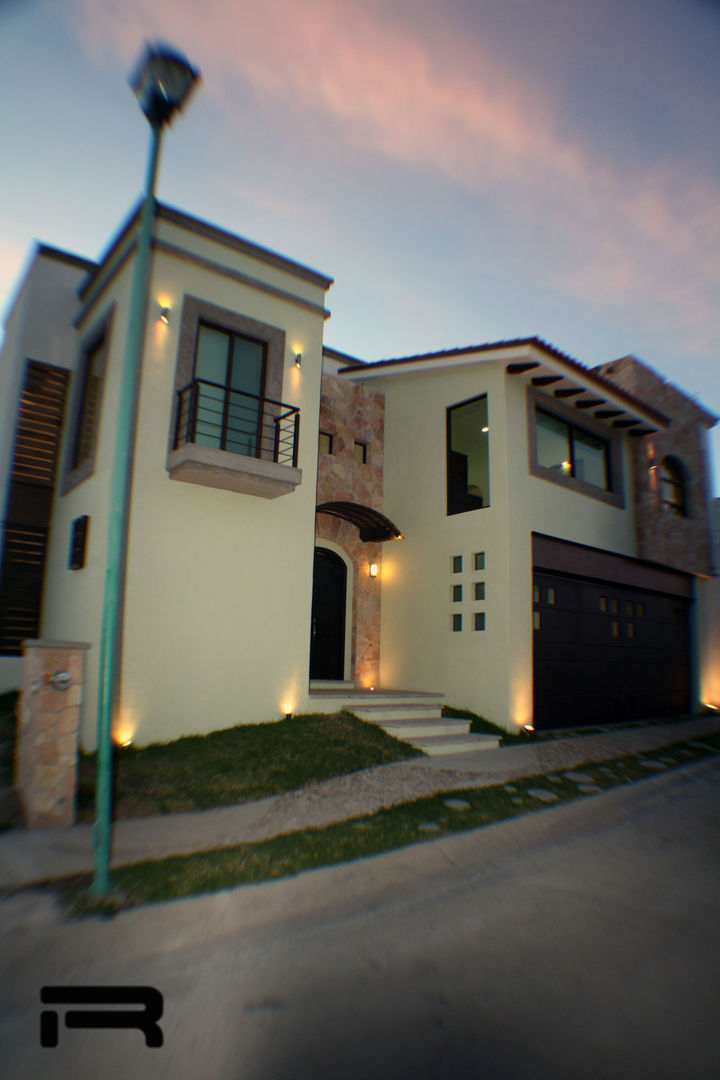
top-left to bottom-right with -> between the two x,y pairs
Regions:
1,203 -> 718,747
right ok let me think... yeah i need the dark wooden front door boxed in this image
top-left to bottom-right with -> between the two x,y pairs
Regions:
310,548 -> 346,680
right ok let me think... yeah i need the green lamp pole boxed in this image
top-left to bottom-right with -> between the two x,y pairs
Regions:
92,44 -> 200,896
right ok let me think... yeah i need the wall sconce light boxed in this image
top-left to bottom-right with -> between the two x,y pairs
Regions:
284,712 -> 293,720
159,306 -> 170,324
369,563 -> 378,578
295,353 -> 302,369
481,426 -> 489,433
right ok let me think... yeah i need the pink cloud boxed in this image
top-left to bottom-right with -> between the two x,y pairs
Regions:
68,0 -> 719,346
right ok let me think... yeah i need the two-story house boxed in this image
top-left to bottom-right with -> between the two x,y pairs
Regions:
1,202 -> 717,749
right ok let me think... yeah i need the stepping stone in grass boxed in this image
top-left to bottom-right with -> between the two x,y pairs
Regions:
444,798 -> 471,811
526,788 -> 560,803
563,771 -> 594,784
418,822 -> 441,832
511,797 -> 524,805
547,776 -> 564,784
577,784 -> 602,794
641,760 -> 667,770
504,785 -> 518,793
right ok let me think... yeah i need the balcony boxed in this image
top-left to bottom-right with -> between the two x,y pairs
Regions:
166,378 -> 302,498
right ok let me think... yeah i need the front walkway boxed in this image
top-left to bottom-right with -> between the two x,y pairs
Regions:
0,715 -> 718,890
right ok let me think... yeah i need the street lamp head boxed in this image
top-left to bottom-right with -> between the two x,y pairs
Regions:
129,42 -> 200,126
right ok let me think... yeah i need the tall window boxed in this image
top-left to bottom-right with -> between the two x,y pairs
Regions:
193,323 -> 266,456
660,456 -> 687,516
535,409 -> 611,491
447,394 -> 490,515
72,332 -> 106,469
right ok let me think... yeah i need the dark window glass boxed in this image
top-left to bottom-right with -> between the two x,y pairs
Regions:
73,334 -> 106,468
573,427 -> 609,489
474,582 -> 485,601
660,457 -> 687,516
452,614 -> 462,631
536,411 -> 571,475
447,395 -> 490,514
453,585 -> 462,602
193,323 -> 265,456
473,551 -> 485,570
474,612 -> 486,631
535,409 -> 611,491
452,555 -> 463,573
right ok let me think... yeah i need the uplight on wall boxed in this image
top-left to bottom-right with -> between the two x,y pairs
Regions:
159,305 -> 170,324
369,562 -> 378,578
295,353 -> 302,368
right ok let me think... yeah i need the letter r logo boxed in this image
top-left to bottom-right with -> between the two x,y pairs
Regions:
40,986 -> 164,1048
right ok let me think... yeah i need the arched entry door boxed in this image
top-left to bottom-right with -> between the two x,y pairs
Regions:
310,548 -> 347,680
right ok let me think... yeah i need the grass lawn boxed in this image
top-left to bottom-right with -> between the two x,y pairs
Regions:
76,711 -> 422,822
60,730 -> 720,916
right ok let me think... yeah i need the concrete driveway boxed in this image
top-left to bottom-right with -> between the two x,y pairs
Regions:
2,757 -> 719,1079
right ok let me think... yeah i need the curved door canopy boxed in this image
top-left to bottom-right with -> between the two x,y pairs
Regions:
310,548 -> 347,680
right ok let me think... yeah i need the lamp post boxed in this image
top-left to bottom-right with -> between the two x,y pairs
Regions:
92,44 -> 200,896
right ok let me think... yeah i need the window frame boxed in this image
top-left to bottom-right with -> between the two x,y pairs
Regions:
169,295 -> 286,458
191,319 -> 269,457
446,392 -> 490,516
527,389 -> 624,508
659,456 -> 688,517
62,306 -> 114,493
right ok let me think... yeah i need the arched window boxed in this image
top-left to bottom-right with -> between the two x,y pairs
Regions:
659,456 -> 687,517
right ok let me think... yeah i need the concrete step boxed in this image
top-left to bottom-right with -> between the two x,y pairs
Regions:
308,687 -> 445,719
306,686 -> 500,755
350,703 -> 447,724
380,716 -> 470,739
408,733 -> 501,756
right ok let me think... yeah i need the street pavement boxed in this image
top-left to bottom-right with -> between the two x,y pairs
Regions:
0,714 -> 718,890
1,753 -> 719,1079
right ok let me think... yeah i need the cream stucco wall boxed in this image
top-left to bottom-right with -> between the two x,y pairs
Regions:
376,359 -> 638,732
41,216 -> 330,748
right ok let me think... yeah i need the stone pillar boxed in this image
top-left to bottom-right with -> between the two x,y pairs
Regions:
15,639 -> 90,828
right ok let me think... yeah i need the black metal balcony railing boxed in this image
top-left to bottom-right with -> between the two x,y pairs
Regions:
174,379 -> 300,468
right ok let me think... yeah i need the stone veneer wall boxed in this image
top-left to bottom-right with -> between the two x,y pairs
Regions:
315,373 -> 385,687
596,356 -> 716,576
15,640 -> 89,827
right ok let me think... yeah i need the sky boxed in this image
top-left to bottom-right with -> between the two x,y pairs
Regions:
2,0 -> 719,489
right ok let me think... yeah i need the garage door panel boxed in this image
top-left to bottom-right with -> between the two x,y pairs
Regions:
533,569 -> 690,729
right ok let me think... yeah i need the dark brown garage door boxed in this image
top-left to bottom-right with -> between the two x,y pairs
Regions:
532,570 -> 690,729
